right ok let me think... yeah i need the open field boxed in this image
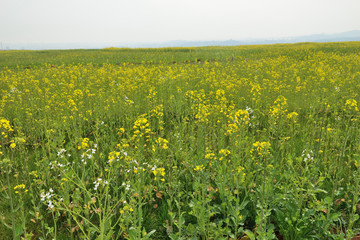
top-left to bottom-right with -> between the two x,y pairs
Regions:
1,42 -> 360,239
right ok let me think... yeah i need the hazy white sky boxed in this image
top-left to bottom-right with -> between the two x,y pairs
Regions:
1,0 -> 359,45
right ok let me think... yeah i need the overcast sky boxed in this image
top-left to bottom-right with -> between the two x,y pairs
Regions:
1,0 -> 360,46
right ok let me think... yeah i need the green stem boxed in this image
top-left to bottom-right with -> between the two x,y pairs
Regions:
52,211 -> 57,239
6,169 -> 16,240
260,163 -> 266,234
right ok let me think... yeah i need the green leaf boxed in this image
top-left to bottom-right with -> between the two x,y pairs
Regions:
103,218 -> 112,233
188,237 -> 198,240
169,233 -> 180,240
1,193 -> 10,200
129,227 -> 137,240
185,223 -> 197,235
0,216 -> 12,229
329,212 -> 340,221
143,229 -> 156,239
324,196 -> 332,204
179,215 -> 185,225
15,223 -> 24,239
244,230 -> 256,240
313,187 -> 328,194
104,229 -> 114,240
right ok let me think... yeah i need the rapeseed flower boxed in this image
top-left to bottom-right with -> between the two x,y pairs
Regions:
251,141 -> 271,156
344,99 -> 359,112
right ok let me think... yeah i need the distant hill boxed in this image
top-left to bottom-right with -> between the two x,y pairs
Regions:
3,30 -> 360,50
130,30 -> 360,48
289,30 -> 360,43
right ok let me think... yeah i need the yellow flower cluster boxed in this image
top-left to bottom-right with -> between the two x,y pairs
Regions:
78,138 -> 90,150
251,141 -> 271,157
226,109 -> 251,135
10,137 -> 25,149
219,149 -> 231,161
108,151 -> 121,164
204,151 -> 216,166
150,104 -> 165,131
287,111 -> 299,123
235,109 -> 251,125
29,171 -> 39,178
10,141 -> 16,149
132,115 -> 151,145
237,166 -> 245,174
152,167 -> 165,181
205,152 -> 216,160
120,204 -> 134,214
155,137 -> 169,150
117,128 -> 125,135
194,165 -> 205,171
14,184 -> 28,194
269,96 -> 288,124
0,118 -> 13,139
344,99 -> 359,112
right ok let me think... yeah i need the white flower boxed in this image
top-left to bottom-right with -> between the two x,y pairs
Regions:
245,106 -> 253,115
124,96 -> 134,104
40,193 -> 46,202
48,201 -> 54,209
302,149 -> 314,162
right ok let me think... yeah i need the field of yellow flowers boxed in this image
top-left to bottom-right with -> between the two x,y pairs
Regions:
1,42 -> 360,239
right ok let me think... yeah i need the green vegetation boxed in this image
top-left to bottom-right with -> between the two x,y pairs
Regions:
1,42 -> 360,239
